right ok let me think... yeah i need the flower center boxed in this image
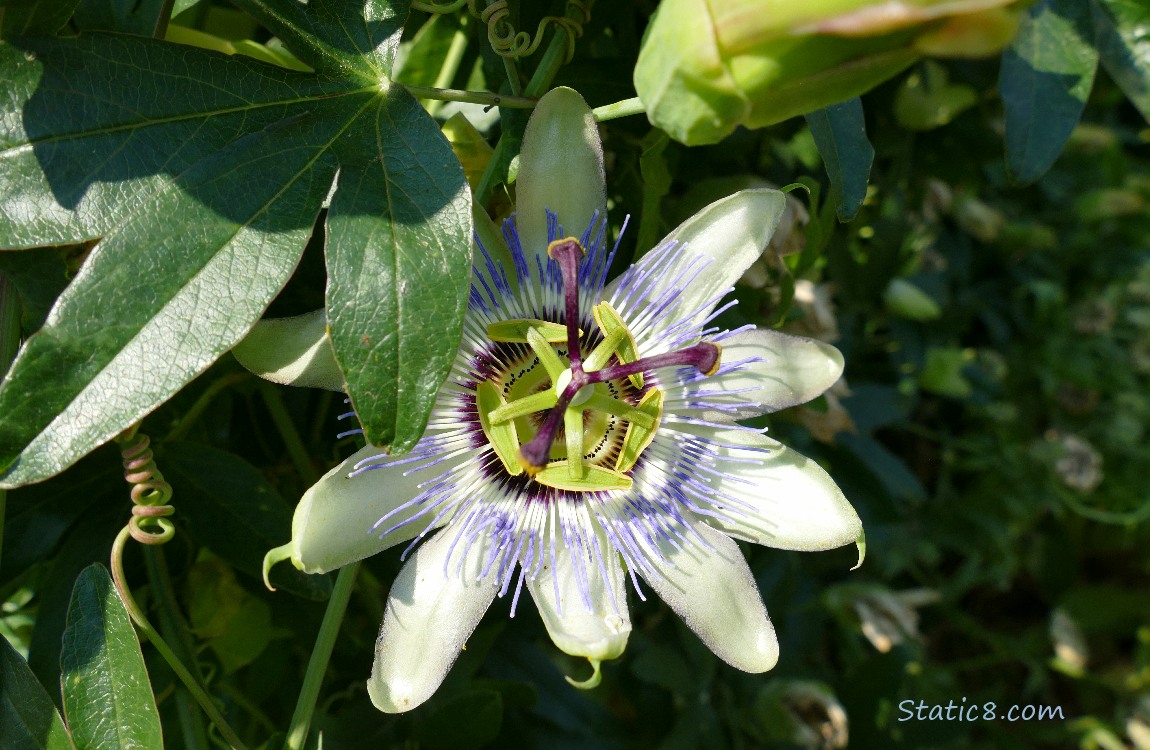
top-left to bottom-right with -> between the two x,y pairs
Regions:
474,237 -> 721,493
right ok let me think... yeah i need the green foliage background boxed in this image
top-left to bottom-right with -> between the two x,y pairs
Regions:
1,0 -> 1149,748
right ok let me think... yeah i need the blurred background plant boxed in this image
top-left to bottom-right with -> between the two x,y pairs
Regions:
1,0 -> 1148,748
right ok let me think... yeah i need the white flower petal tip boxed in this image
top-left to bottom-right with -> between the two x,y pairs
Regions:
369,530 -> 498,714
517,86 -> 606,257
643,522 -> 779,673
261,542 -> 294,591
232,308 -> 344,391
565,659 -> 603,690
292,444 -> 448,574
680,427 -> 862,553
851,530 -> 867,571
682,329 -> 844,419
526,524 -> 631,662
608,189 -> 787,338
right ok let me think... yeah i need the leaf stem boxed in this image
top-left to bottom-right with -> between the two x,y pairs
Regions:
284,562 -> 360,750
399,83 -> 536,110
592,97 -> 646,122
110,527 -> 249,750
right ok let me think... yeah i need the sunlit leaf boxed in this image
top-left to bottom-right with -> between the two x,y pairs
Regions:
0,2 -> 471,486
325,87 -> 471,452
60,565 -> 163,750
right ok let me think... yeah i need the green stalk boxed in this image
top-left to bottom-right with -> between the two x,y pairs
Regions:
261,381 -> 359,750
258,381 -> 320,485
401,84 -> 536,110
501,57 -> 524,95
144,546 -> 210,750
283,563 -> 360,750
592,97 -> 645,122
165,372 -> 251,442
110,528 -> 249,750
476,0 -> 592,205
0,271 -> 21,581
426,16 -> 472,118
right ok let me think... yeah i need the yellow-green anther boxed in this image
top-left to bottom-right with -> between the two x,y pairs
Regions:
535,462 -> 633,492
477,381 -> 524,476
615,389 -> 665,474
487,318 -> 575,344
592,302 -> 643,388
582,325 -> 627,372
565,659 -> 603,690
564,407 -> 585,479
526,326 -> 568,381
582,392 -> 657,430
488,389 -> 558,425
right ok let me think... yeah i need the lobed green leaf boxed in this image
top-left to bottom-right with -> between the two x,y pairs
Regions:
229,0 -> 407,82
0,21 -> 472,484
325,86 -> 471,453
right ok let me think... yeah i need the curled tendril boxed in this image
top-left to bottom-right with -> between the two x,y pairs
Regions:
411,0 -> 590,62
116,427 -> 175,545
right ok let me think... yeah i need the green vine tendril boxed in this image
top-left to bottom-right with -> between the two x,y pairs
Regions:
109,425 -> 249,750
412,0 -> 591,62
117,426 -> 176,544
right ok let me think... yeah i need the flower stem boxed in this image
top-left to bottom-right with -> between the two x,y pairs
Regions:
592,97 -> 645,122
399,84 -> 537,110
284,562 -> 360,750
110,528 -> 249,750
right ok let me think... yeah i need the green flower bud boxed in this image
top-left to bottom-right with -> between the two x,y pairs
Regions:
883,279 -> 942,321
634,0 -> 1022,145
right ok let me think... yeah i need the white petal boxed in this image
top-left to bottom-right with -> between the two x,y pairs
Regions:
516,87 -> 606,261
291,443 -> 451,574
608,189 -> 785,341
526,521 -> 631,661
641,519 -> 778,672
672,328 -> 843,419
368,528 -> 498,713
232,309 -> 344,391
678,426 -> 862,552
